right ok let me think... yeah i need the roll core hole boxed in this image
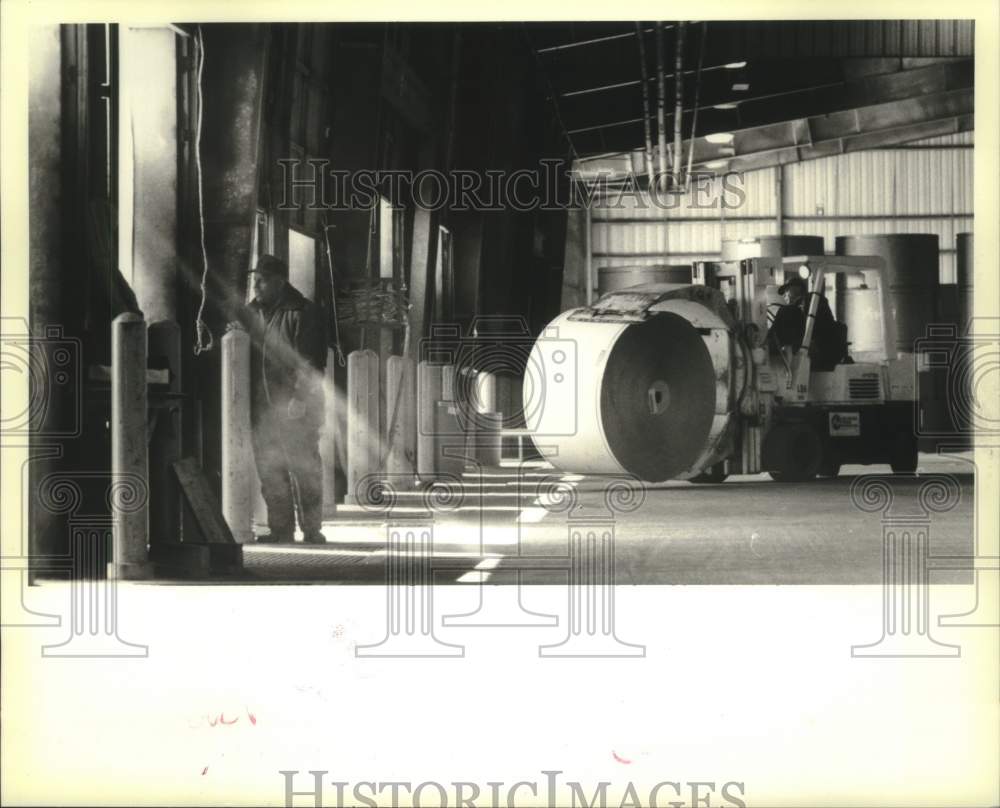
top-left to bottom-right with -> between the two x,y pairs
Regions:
648,381 -> 671,415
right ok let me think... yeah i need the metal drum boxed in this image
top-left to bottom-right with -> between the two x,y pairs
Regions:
720,235 -> 825,261
840,287 -> 884,356
956,232 -> 974,332
835,234 -> 939,356
597,264 -> 692,297
945,232 -> 975,443
523,295 -> 736,482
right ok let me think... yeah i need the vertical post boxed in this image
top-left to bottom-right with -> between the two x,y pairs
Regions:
775,164 -> 784,237
417,361 -> 444,483
473,412 -> 503,468
319,349 -> 339,520
584,203 -> 593,306
475,370 -> 497,415
441,363 -> 456,402
147,320 -> 183,548
407,157 -> 435,360
385,355 -> 417,485
221,323 -> 253,543
434,400 -> 467,478
111,313 -> 150,579
347,349 -> 380,504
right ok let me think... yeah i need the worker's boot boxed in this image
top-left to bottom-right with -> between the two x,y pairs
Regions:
257,528 -> 293,544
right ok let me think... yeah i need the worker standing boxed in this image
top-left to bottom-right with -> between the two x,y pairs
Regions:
241,254 -> 328,544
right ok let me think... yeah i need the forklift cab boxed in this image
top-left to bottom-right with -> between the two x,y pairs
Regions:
767,274 -> 848,371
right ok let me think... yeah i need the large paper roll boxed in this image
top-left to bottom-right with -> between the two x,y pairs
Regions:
524,300 -> 734,482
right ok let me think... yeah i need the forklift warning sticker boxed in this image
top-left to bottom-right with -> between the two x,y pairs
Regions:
829,411 -> 861,436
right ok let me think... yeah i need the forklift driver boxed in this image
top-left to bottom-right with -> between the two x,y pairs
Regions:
770,275 -> 846,371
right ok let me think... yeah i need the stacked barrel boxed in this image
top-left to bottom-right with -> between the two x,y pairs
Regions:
597,264 -> 692,297
720,235 -> 825,262
834,234 -> 959,450
938,233 -> 975,445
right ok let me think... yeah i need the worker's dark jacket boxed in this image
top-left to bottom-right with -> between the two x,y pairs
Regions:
244,284 -> 328,427
771,295 -> 846,371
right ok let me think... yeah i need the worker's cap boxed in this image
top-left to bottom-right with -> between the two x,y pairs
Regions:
249,254 -> 288,279
777,276 -> 808,295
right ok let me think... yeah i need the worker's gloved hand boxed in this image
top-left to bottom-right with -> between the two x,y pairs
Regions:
287,398 -> 306,420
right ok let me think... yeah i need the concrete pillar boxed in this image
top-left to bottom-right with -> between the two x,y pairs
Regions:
417,362 -> 443,482
453,366 -> 476,433
441,363 -> 456,402
475,370 -> 497,415
385,355 -> 416,484
221,324 -> 253,543
119,26 -> 178,322
473,411 -> 503,467
111,313 -> 150,578
147,320 -> 182,546
405,143 -> 438,362
347,349 -> 380,504
435,401 -> 467,478
319,349 -> 339,519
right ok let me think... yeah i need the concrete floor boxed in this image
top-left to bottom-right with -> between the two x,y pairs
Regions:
242,452 -> 976,585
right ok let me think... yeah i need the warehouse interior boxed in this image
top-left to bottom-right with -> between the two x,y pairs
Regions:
21,20 -> 985,604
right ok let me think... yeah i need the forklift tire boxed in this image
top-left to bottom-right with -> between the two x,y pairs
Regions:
817,456 -> 841,478
765,423 -> 823,483
889,432 -> 919,474
690,464 -> 728,484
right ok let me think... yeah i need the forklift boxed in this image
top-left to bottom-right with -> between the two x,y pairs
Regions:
695,254 -> 919,482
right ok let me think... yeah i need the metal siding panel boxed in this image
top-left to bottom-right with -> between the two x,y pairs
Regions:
938,19 -> 955,57
906,131 -> 974,147
883,20 -> 901,57
587,126 -> 971,284
705,20 -> 972,59
919,20 -> 938,56
902,21 -> 920,55
956,20 -> 974,56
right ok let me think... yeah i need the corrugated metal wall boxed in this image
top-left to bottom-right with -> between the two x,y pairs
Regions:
711,19 -> 974,58
590,130 -> 973,285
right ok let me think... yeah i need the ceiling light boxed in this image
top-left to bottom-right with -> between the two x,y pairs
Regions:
724,61 -> 747,69
705,132 -> 734,144
732,83 -> 750,91
713,102 -> 738,110
704,160 -> 729,170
